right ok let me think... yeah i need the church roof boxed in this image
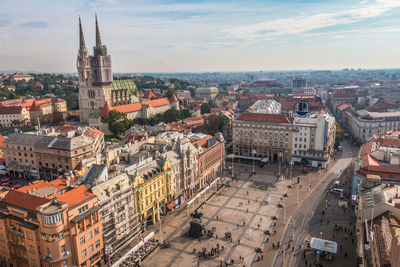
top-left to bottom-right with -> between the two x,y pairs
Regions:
112,79 -> 137,92
169,93 -> 178,102
30,101 -> 42,112
143,90 -> 156,100
99,102 -> 112,117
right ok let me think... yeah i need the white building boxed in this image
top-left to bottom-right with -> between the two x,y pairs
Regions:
350,110 -> 400,143
291,112 -> 336,168
248,99 -> 281,114
195,87 -> 219,101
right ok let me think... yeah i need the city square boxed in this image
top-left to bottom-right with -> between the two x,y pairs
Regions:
144,170 -> 290,267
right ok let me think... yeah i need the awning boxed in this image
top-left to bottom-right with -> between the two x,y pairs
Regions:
167,201 -> 176,210
261,158 -> 268,163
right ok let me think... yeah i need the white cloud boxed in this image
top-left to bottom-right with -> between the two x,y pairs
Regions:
224,0 -> 400,40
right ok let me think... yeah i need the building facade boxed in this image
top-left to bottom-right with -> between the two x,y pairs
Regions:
190,133 -> 225,191
3,127 -> 104,179
132,157 -> 173,225
90,172 -> 140,261
233,113 -> 293,164
0,182 -> 104,267
291,112 -> 336,168
350,110 -> 400,143
195,87 -> 219,101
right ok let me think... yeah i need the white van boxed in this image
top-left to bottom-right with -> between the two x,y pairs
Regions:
329,188 -> 343,195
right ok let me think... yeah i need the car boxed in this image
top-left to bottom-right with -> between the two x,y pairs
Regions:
337,146 -> 342,151
333,180 -> 340,188
329,188 -> 343,195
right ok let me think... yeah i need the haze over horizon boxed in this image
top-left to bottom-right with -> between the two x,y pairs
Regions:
1,0 -> 400,73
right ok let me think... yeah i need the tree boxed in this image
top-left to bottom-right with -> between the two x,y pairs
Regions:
201,103 -> 211,114
206,114 -> 221,134
107,110 -> 131,136
165,87 -> 175,98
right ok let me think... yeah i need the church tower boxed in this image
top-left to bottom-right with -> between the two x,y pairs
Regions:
78,14 -> 112,123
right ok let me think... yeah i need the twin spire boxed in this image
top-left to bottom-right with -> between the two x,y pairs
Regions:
79,14 -> 103,51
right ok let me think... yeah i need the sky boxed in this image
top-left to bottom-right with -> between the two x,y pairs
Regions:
1,0 -> 400,73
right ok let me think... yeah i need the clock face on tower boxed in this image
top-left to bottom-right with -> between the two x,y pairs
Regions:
293,101 -> 310,117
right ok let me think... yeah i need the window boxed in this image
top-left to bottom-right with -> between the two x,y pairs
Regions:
80,236 -> 85,245
95,240 -> 100,248
88,231 -> 92,241
63,260 -> 68,267
43,213 -> 62,224
61,245 -> 66,254
88,244 -> 94,253
94,227 -> 99,236
81,249 -> 87,259
26,231 -> 33,240
78,205 -> 88,214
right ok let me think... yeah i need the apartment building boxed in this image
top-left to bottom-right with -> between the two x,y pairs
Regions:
132,157 -> 173,225
0,180 -> 104,267
190,133 -> 225,191
3,127 -> 104,179
291,112 -> 336,168
88,170 -> 140,260
350,110 -> 400,143
233,113 -> 293,164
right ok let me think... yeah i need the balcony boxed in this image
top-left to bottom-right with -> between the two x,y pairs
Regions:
9,241 -> 26,251
8,227 -> 24,238
11,254 -> 28,264
43,251 -> 71,263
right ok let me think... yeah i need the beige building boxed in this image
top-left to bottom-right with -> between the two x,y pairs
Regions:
3,127 -> 104,179
291,112 -> 336,168
0,98 -> 68,127
0,106 -> 30,127
233,113 -> 293,164
195,87 -> 219,101
87,170 -> 140,262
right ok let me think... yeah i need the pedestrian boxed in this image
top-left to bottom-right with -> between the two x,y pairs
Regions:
260,217 -> 262,222
258,224 -> 260,229
340,245 -> 342,251
238,239 -> 240,244
243,221 -> 245,226
247,191 -> 248,195
272,243 -> 275,249
261,255 -> 263,260
248,200 -> 250,204
345,252 -> 347,259
216,215 -> 219,220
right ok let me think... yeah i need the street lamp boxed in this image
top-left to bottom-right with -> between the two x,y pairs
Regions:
252,149 -> 256,175
278,152 -> 282,177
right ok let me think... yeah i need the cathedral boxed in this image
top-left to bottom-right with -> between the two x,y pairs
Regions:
77,15 -> 179,133
77,15 -> 138,123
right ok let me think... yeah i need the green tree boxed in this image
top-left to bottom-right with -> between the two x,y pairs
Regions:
206,114 -> 221,134
165,87 -> 175,98
108,110 -> 131,136
201,103 -> 211,114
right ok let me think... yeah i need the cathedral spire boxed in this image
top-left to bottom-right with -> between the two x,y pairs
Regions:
95,13 -> 102,48
79,16 -> 86,50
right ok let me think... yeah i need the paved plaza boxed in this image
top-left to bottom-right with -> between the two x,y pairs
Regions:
144,172 -> 290,267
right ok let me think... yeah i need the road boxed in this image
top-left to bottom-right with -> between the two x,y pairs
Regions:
271,140 -> 355,267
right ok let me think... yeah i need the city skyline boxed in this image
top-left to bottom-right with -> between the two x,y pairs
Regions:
1,0 -> 400,73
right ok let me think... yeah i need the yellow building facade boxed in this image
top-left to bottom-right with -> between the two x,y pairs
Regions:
132,157 -> 173,225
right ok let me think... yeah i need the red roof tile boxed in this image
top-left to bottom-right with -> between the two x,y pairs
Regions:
169,93 -> 178,102
2,190 -> 50,211
143,90 -> 156,100
236,113 -> 290,124
99,102 -> 112,117
57,185 -> 94,208
0,106 -> 23,114
112,98 -> 171,114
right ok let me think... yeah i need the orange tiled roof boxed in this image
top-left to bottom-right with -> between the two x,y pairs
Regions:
112,98 -> 171,114
169,93 -> 178,102
236,113 -> 290,124
99,102 -> 112,117
192,135 -> 220,151
57,185 -> 94,208
56,124 -> 78,132
143,90 -> 156,99
17,177 -> 78,195
2,190 -> 50,211
0,135 -> 5,148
